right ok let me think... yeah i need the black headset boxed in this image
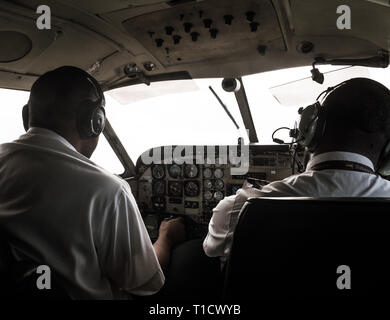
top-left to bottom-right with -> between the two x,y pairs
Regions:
22,73 -> 106,139
287,79 -> 390,176
272,81 -> 348,149
291,81 -> 348,152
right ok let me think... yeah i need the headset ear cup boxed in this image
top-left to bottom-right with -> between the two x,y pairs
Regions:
22,104 -> 29,132
91,107 -> 106,136
297,102 -> 321,150
295,81 -> 352,151
77,101 -> 106,139
76,75 -> 106,139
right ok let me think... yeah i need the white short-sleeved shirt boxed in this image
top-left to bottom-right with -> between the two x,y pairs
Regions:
203,151 -> 390,264
0,127 -> 164,299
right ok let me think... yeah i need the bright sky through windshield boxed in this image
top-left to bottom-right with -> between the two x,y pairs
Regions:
1,66 -> 389,174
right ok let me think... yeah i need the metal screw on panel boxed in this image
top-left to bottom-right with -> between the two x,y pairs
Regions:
297,41 -> 314,54
124,63 -> 140,76
143,62 -> 157,71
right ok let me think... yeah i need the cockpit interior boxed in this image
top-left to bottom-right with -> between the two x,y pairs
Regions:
1,0 -> 390,310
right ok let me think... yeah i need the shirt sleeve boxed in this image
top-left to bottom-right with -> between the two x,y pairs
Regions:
203,182 -> 265,262
203,195 -> 237,259
99,182 -> 165,296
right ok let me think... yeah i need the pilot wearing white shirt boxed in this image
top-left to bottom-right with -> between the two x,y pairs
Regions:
0,66 -> 185,299
204,78 -> 390,265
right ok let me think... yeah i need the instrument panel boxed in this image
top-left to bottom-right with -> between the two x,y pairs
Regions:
135,145 -> 295,240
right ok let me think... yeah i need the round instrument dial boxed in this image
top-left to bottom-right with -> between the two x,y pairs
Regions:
214,179 -> 224,190
185,181 -> 200,197
214,168 -> 224,179
203,168 -> 212,179
203,179 -> 213,190
168,164 -> 181,178
184,164 -> 199,178
168,181 -> 182,197
204,191 -> 213,200
152,180 -> 165,196
214,191 -> 224,201
152,165 -> 165,179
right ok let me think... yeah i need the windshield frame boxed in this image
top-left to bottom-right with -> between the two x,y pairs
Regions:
102,64 -> 390,178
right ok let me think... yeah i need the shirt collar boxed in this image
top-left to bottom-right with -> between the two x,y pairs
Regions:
25,127 -> 78,153
306,151 -> 375,171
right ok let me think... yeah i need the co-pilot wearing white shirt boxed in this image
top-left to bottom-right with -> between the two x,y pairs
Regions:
204,78 -> 390,264
0,66 -> 185,299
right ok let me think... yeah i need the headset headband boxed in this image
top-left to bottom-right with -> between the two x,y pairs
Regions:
316,81 -> 348,104
23,69 -> 106,138
84,74 -> 105,109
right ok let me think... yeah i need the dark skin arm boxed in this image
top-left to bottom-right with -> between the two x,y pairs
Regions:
153,217 -> 186,272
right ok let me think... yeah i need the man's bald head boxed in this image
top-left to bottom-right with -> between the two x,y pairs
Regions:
28,66 -> 102,132
315,77 -> 390,168
27,66 -> 104,158
322,78 -> 390,135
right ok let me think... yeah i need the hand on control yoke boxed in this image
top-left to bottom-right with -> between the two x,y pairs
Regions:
159,217 -> 186,248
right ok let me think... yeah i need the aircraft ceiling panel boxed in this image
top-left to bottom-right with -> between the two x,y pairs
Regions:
0,10 -> 57,72
122,0 -> 286,67
291,0 -> 390,51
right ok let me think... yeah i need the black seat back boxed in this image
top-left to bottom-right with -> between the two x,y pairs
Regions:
0,231 -> 70,299
223,198 -> 390,299
0,232 -> 15,291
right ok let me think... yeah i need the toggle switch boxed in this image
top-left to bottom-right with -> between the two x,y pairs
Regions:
183,22 -> 193,33
203,18 -> 213,28
209,28 -> 218,39
246,11 -> 256,22
155,38 -> 164,47
224,15 -> 234,25
173,35 -> 181,45
165,26 -> 174,35
191,31 -> 200,41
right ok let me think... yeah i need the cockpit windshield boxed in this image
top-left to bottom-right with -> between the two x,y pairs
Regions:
1,66 -> 387,175
102,78 -> 244,163
93,65 -> 389,173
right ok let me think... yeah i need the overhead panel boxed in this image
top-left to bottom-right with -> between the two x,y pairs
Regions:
122,0 -> 286,67
291,0 -> 390,53
0,10 -> 57,71
0,31 -> 32,63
